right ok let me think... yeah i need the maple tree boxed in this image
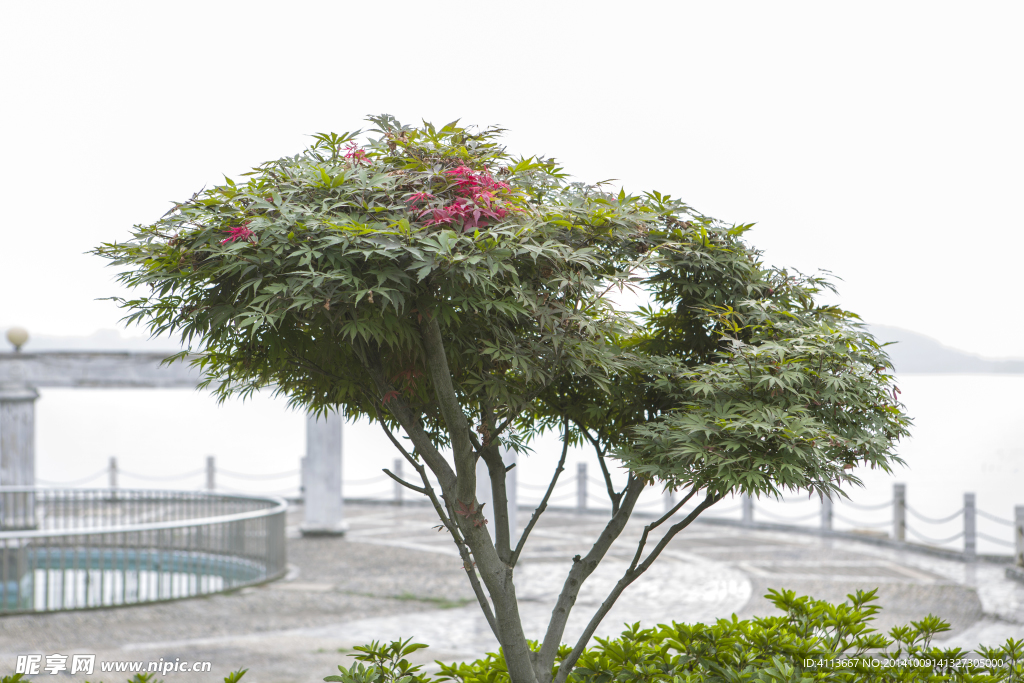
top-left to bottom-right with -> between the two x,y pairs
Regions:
96,116 -> 910,683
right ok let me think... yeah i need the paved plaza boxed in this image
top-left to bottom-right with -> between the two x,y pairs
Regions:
2,502 -> 1022,682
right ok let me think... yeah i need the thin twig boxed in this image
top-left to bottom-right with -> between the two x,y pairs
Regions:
627,485 -> 699,572
382,469 -> 427,495
467,426 -> 484,453
285,350 -> 347,383
578,425 -> 621,514
510,417 -> 570,568
376,417 -> 413,457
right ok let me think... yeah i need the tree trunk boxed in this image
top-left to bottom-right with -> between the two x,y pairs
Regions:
419,310 -> 540,683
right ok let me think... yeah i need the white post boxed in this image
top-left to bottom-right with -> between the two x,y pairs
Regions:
475,445 -> 518,546
0,385 -> 38,487
393,458 -> 404,506
741,494 -> 753,526
665,489 -> 676,515
300,410 -> 346,536
821,495 -> 833,531
893,483 -> 906,542
205,455 -> 216,492
964,492 -> 976,560
108,457 -> 118,490
1014,505 -> 1023,568
576,462 -> 587,513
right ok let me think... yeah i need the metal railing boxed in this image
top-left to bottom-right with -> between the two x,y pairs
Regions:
0,488 -> 286,614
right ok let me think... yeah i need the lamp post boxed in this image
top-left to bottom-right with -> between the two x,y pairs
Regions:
5,327 -> 29,352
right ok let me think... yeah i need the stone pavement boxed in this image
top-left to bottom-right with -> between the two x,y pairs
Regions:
1,502 -> 1021,682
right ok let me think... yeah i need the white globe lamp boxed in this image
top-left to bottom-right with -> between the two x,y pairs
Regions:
6,326 -> 29,352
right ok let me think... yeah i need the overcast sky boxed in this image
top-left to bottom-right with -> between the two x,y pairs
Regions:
2,1 -> 1021,358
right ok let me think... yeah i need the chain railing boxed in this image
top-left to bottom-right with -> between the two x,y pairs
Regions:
33,457 -> 1024,565
712,484 -> 1021,563
0,487 -> 286,614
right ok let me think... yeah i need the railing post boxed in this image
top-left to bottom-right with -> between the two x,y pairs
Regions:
964,492 -> 976,560
1015,505 -> 1024,567
576,462 -> 587,513
741,494 -> 753,526
206,456 -> 216,492
108,457 -> 118,490
393,458 -> 404,506
893,483 -> 906,542
821,495 -> 833,531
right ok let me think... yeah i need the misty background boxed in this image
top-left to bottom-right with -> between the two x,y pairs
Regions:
1,2 -> 1022,553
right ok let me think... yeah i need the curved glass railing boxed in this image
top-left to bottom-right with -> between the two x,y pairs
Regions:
0,488 -> 286,613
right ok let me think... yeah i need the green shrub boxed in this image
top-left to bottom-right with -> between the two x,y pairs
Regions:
562,589 -> 1023,683
325,639 -> 433,683
327,590 -> 1022,683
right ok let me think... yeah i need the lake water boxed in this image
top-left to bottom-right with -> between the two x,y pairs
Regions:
32,374 -> 1023,556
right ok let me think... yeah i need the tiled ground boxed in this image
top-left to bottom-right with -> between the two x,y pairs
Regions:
1,502 -> 1020,682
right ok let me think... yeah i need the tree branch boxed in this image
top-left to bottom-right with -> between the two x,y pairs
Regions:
536,474 -> 645,675
376,419 -> 500,640
284,350 -> 348,383
578,424 -> 622,514
419,307 -> 476,502
479,401 -> 513,563
355,340 -> 456,492
434,492 -> 504,640
375,416 -> 415,461
467,425 -> 484,453
382,468 -> 426,495
552,491 -> 722,683
626,485 -> 699,573
510,418 -> 570,569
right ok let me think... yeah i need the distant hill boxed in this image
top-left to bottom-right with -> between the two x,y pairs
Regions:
5,324 -> 1023,374
867,325 -> 1024,374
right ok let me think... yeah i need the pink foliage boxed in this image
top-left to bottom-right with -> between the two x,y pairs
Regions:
405,192 -> 435,206
343,142 -> 370,164
220,221 -> 254,244
422,166 -> 514,231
